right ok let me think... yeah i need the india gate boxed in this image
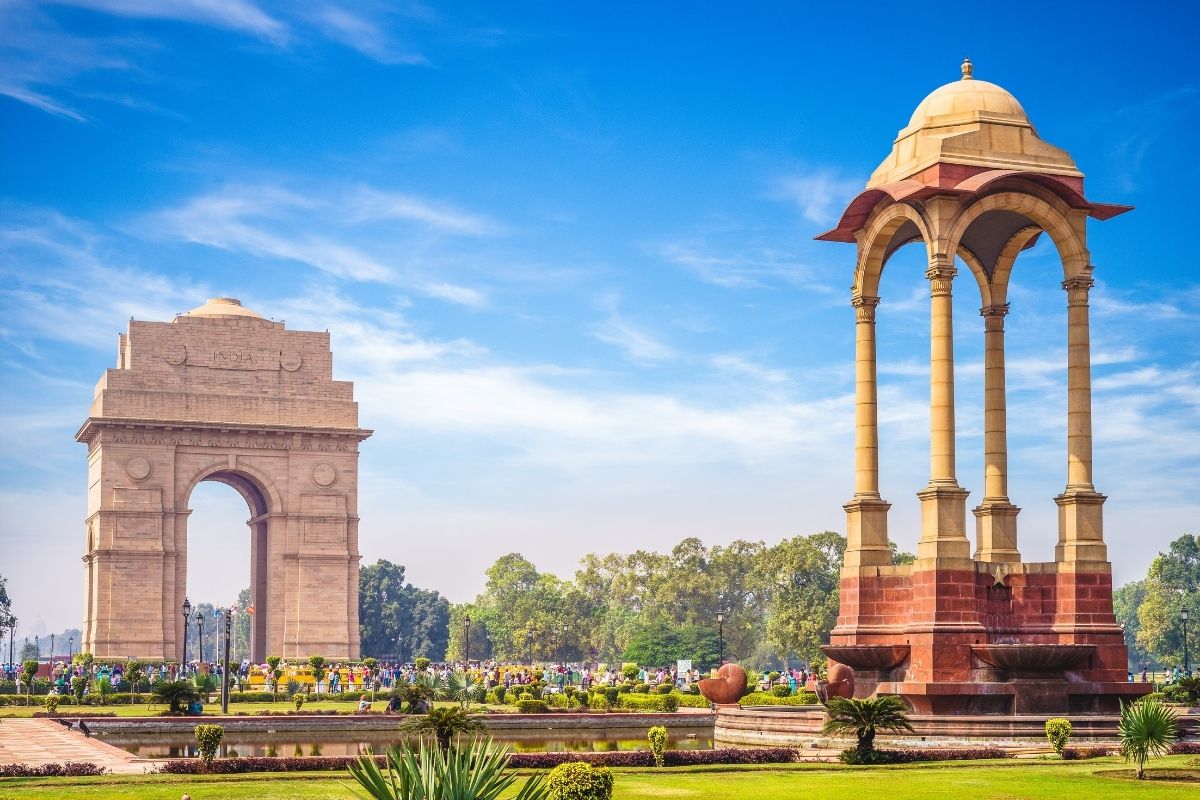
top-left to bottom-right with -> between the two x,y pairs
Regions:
76,297 -> 371,661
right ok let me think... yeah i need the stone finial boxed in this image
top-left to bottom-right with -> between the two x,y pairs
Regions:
961,57 -> 973,80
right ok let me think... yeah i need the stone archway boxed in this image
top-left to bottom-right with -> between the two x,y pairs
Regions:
76,297 -> 372,661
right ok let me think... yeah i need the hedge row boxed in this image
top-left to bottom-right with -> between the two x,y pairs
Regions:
0,762 -> 107,777
739,691 -> 819,706
156,748 -> 803,774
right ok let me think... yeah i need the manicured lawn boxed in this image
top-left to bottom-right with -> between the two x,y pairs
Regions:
1,758 -> 1198,800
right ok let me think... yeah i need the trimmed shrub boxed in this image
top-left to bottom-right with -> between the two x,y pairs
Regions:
194,724 -> 223,767
414,657 -> 431,671
516,699 -> 549,714
620,663 -> 639,680
1045,718 -> 1072,756
739,690 -> 818,706
647,726 -> 668,767
655,683 -> 673,695
1062,745 -> 1116,760
0,762 -> 107,777
546,761 -> 614,800
840,746 -> 1010,764
44,694 -> 60,713
493,685 -> 507,704
632,683 -> 650,694
770,684 -> 792,697
617,694 -> 678,713
603,687 -> 619,706
293,694 -> 305,712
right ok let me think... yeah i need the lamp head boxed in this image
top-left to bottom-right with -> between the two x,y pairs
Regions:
1183,606 -> 1190,622
182,597 -> 192,618
717,611 -> 724,623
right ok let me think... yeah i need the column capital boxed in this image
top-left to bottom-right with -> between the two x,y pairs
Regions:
980,303 -> 1010,331
852,295 -> 880,322
1062,276 -> 1095,307
925,261 -> 957,296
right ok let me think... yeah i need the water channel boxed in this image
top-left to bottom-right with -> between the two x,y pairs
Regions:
97,726 -> 714,759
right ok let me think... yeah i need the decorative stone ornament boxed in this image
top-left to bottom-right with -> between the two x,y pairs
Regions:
311,462 -> 338,487
125,455 -> 152,482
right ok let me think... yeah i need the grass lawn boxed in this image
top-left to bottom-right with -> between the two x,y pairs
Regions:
1,758 -> 1198,800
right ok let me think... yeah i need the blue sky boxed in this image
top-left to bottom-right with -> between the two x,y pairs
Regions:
1,1 -> 1198,638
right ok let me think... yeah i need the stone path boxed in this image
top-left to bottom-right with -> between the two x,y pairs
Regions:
0,718 -> 156,775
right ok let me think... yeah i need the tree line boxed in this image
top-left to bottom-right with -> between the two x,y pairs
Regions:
1115,533 -> 1199,670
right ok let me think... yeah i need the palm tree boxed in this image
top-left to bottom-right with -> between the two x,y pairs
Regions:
399,672 -> 445,713
350,738 -> 548,800
822,695 -> 913,759
444,670 -> 481,710
1119,698 -> 1178,779
150,679 -> 201,714
399,706 -> 486,752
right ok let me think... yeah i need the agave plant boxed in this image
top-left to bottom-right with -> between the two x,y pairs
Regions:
399,706 -> 486,752
349,738 -> 548,800
1119,697 -> 1178,779
821,695 -> 913,759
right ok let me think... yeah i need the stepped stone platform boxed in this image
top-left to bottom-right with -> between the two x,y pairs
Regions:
0,718 -> 156,774
715,705 -> 1200,747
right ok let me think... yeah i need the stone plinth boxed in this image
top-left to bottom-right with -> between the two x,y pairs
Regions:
829,560 -> 1146,714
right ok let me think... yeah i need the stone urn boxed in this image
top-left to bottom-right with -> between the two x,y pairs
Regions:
698,663 -> 748,707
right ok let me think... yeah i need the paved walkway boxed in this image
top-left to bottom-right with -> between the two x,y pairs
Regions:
0,718 -> 156,774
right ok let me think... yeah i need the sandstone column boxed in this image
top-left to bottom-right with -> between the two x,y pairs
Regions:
843,295 -> 891,567
973,304 -> 1020,562
1055,275 -> 1107,562
917,258 -> 970,562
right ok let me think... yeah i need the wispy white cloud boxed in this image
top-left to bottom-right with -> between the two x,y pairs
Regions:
309,5 -> 426,65
774,170 -> 861,225
590,295 -> 675,362
656,239 -> 832,291
145,183 -> 496,305
49,0 -> 290,44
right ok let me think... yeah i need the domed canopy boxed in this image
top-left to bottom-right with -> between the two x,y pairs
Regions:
868,59 -> 1081,188
182,297 -> 264,320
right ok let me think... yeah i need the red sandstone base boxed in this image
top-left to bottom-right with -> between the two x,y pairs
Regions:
825,562 -> 1150,715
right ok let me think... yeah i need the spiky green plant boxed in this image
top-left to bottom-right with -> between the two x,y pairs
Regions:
445,671 -> 482,710
399,706 -> 487,752
821,695 -> 913,759
1119,697 -> 1178,779
348,738 -> 548,800
151,679 -> 201,714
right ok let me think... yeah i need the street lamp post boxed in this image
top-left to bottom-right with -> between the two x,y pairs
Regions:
50,634 -> 55,665
196,615 -> 204,669
716,610 -> 725,667
1183,606 -> 1191,676
464,615 -> 471,666
221,607 -> 234,714
181,597 -> 192,676
560,623 -> 567,666
68,637 -> 73,663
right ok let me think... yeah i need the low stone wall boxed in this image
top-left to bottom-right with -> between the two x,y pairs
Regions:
715,705 -> 1200,746
83,711 -> 714,734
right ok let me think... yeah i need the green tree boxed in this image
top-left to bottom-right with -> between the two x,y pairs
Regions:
359,560 -> 451,661
761,532 -> 845,664
0,573 -> 16,636
1134,535 -> 1199,668
1119,698 -> 1178,779
1113,580 -> 1150,669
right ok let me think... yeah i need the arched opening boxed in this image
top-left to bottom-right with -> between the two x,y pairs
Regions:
183,470 -> 272,664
